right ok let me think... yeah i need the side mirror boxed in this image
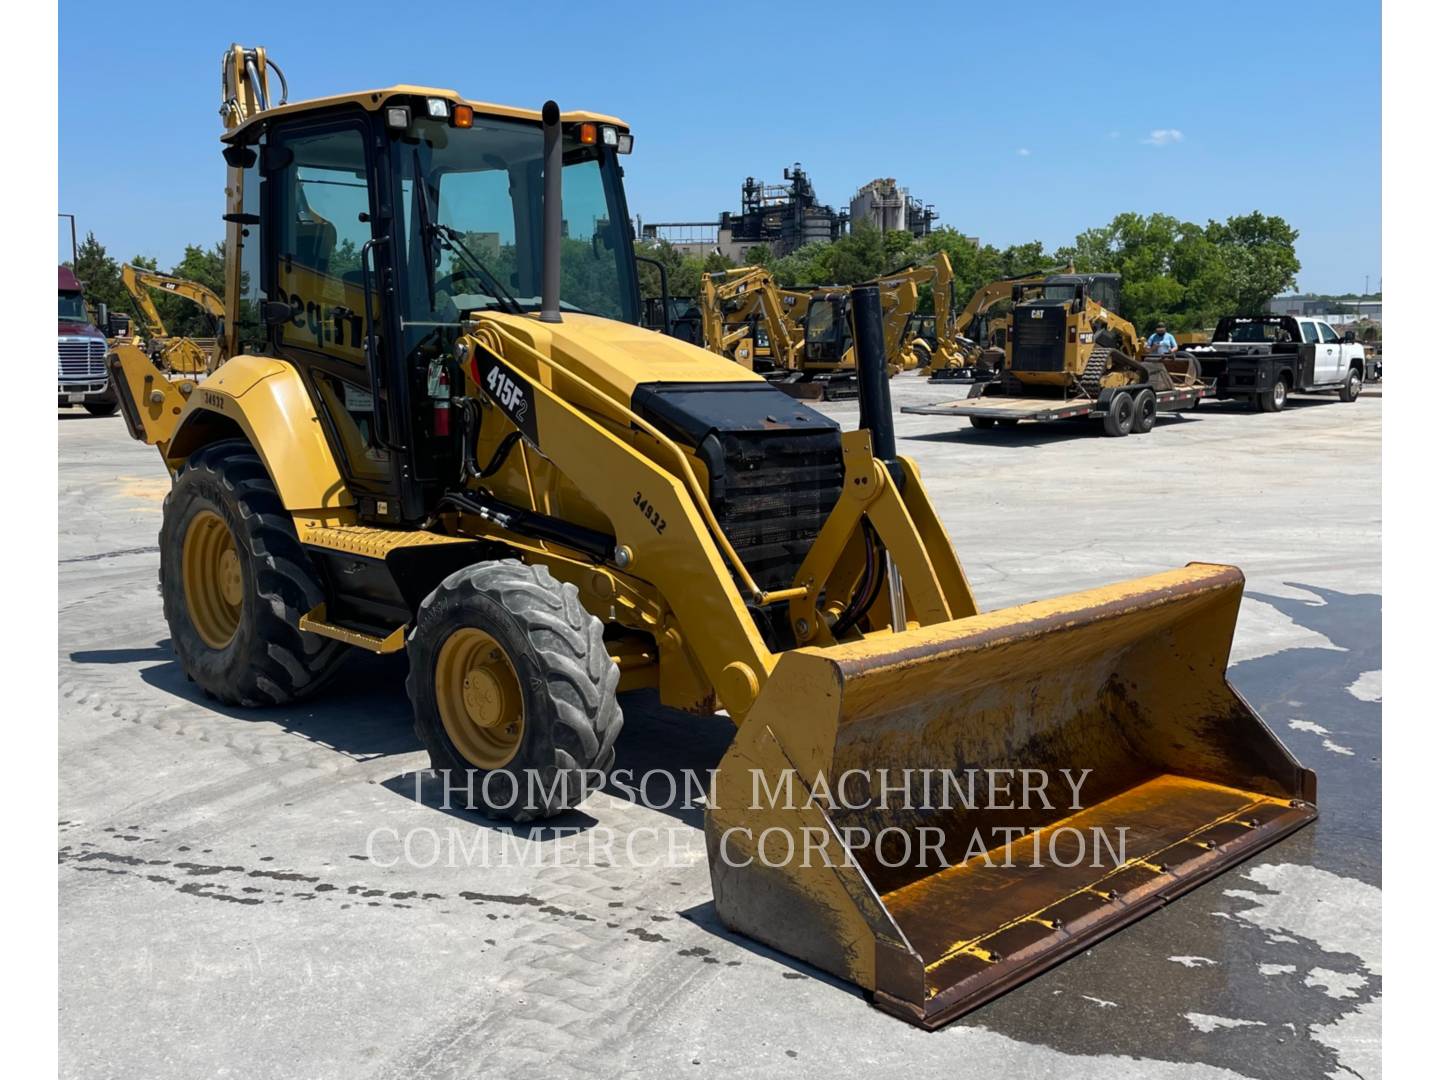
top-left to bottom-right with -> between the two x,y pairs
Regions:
262,300 -> 295,325
95,301 -> 108,328
1342,331 -> 1356,344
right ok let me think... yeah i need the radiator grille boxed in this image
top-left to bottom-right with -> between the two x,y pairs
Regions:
711,431 -> 844,592
1011,307 -> 1066,372
58,337 -> 108,382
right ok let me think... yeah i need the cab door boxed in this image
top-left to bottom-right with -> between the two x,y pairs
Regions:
1298,319 -> 1326,388
1315,321 -> 1345,384
259,115 -> 414,522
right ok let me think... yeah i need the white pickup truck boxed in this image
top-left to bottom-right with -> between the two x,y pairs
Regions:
1185,314 -> 1369,412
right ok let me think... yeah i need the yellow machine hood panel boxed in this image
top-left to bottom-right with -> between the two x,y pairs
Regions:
488,313 -> 761,401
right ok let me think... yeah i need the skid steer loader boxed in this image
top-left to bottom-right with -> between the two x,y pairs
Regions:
109,46 -> 1315,1028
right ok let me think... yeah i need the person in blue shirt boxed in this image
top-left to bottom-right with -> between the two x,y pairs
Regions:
1146,323 -> 1178,354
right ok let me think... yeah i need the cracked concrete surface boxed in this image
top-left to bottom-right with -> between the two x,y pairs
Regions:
58,380 -> 1381,1079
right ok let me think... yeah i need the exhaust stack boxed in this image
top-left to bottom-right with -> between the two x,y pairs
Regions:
539,100 -> 563,324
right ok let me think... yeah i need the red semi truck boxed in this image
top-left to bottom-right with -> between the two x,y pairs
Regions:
58,265 -> 117,416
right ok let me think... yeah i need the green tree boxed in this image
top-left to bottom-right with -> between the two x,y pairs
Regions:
68,232 -> 128,316
1205,211 -> 1300,313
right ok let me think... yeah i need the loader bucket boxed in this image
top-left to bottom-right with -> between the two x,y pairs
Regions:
705,563 -> 1315,1028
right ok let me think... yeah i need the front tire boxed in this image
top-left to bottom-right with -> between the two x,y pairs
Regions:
84,401 -> 118,417
1339,367 -> 1363,402
160,440 -> 347,706
407,561 -> 622,822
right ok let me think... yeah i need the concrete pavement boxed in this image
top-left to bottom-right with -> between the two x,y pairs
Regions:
57,378 -> 1381,1079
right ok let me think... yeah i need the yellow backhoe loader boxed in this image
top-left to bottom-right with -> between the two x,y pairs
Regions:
110,46 -> 1314,1028
121,264 -> 227,377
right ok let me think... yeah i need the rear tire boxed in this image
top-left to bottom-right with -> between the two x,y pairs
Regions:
407,560 -> 622,822
970,416 -> 997,429
84,402 -> 118,417
1258,378 -> 1287,412
1339,367 -> 1363,402
160,440 -> 347,706
1102,392 -> 1134,437
1132,388 -> 1158,434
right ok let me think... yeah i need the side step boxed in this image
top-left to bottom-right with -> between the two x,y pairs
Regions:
299,603 -> 407,654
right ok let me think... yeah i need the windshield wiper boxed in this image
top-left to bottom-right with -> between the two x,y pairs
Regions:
411,149 -> 521,318
434,224 -> 522,316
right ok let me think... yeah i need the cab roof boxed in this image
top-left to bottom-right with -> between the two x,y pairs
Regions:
224,85 -> 628,142
59,265 -> 82,292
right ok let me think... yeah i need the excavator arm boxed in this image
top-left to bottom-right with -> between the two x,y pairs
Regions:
121,265 -> 228,376
701,267 -> 798,369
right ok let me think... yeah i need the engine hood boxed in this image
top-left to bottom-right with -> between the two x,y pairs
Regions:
482,312 -> 759,403
59,320 -> 104,339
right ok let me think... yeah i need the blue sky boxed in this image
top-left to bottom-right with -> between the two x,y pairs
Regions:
59,0 -> 1380,293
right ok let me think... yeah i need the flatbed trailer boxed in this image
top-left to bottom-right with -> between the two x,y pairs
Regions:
903,379 -> 1206,437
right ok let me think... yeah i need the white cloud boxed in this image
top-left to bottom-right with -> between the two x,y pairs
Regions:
1142,128 -> 1184,146
1016,147 -> 1031,156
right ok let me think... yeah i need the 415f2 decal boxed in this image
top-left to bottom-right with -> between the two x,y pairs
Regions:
473,348 -> 539,445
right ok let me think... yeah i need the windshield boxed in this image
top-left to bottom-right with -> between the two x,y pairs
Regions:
1217,319 -> 1295,344
394,115 -> 637,357
59,291 -> 87,321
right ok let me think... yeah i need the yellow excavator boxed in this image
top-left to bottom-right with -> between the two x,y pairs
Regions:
698,265 -> 799,371
109,45 -> 1314,1028
699,262 -> 933,398
869,252 -> 959,371
122,263 -> 227,376
927,265 -> 1071,381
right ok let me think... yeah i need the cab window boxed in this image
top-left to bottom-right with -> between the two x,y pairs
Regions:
267,124 -> 375,365
1317,322 -> 1339,343
1300,320 -> 1320,344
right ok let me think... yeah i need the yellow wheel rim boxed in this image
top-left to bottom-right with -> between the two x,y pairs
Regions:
182,509 -> 243,649
435,628 -> 524,769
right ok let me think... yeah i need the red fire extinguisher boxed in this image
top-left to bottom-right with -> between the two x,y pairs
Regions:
429,359 -> 451,436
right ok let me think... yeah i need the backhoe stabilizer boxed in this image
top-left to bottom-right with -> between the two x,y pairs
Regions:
704,562 -> 1315,1028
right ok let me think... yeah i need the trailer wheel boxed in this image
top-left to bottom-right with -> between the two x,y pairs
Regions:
1339,367 -> 1363,402
1258,377 -> 1288,412
1132,389 -> 1158,434
407,560 -> 622,822
970,416 -> 997,430
1102,392 -> 1134,437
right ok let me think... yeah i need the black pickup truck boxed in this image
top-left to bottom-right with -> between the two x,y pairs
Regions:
1184,314 -> 1371,413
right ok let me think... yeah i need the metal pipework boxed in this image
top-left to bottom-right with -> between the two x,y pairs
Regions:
852,284 -> 896,463
851,283 -> 907,627
539,100 -> 563,324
